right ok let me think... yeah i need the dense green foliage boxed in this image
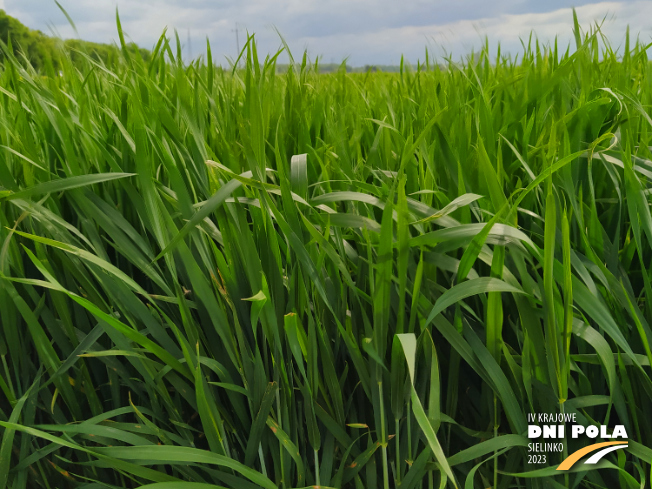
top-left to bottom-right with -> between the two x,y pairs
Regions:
0,9 -> 149,71
0,14 -> 652,489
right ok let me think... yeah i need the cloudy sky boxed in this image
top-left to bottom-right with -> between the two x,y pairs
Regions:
3,0 -> 651,66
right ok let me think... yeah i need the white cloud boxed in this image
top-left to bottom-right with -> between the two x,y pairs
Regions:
427,1 -> 652,59
289,1 -> 652,64
5,0 -> 651,65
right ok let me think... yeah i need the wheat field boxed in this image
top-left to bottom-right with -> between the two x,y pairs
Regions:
0,12 -> 651,489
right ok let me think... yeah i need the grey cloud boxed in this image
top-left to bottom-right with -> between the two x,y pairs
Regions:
5,0 -> 646,65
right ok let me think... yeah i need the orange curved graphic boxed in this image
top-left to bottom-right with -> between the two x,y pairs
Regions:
557,441 -> 628,471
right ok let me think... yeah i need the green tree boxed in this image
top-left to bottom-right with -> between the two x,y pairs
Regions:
0,9 -> 149,71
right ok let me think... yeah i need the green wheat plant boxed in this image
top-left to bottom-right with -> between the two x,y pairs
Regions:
0,10 -> 651,489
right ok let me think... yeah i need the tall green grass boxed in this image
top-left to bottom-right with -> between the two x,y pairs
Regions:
0,13 -> 651,488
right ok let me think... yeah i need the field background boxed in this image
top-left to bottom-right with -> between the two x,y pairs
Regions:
0,12 -> 651,489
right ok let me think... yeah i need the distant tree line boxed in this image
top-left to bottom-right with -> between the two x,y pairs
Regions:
0,10 -> 150,71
